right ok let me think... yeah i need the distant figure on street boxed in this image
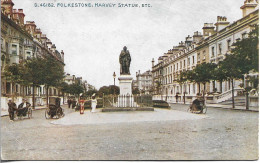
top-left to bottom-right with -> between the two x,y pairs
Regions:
67,98 -> 72,108
8,98 -> 17,122
175,94 -> 179,103
72,99 -> 77,108
91,93 -> 97,113
18,99 -> 31,117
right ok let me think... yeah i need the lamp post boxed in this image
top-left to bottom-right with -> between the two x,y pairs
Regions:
113,72 -> 116,106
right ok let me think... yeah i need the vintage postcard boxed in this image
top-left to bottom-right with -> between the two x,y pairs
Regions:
1,0 -> 259,161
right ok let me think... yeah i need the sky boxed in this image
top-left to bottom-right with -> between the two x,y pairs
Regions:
13,0 -> 244,89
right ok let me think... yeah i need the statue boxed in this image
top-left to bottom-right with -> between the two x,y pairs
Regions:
119,46 -> 131,75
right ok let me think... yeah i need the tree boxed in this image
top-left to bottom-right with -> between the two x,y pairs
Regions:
22,57 -> 46,109
4,63 -> 24,97
232,25 -> 259,73
188,63 -> 217,99
67,83 -> 84,98
41,56 -> 65,105
97,85 -> 120,97
85,89 -> 98,99
132,88 -> 140,95
177,70 -> 188,103
221,54 -> 243,109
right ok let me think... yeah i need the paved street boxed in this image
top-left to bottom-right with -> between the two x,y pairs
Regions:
1,104 -> 258,160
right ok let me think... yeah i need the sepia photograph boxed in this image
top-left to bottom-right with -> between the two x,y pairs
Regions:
0,0 -> 259,161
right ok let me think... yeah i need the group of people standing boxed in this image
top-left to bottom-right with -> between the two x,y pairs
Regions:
7,98 -> 31,122
67,98 -> 77,109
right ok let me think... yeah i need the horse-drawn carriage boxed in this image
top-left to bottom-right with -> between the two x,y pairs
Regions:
45,97 -> 65,119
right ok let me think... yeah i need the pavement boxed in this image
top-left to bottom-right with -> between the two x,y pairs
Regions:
206,103 -> 259,112
170,102 -> 259,112
51,108 -> 209,125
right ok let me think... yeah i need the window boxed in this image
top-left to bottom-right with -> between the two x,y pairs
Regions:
5,42 -> 8,53
218,43 -> 222,54
180,62 -> 182,69
197,53 -> 200,61
227,40 -> 231,51
211,47 -> 215,57
183,60 -> 186,67
203,50 -> 206,60
192,56 -> 195,64
1,38 -> 3,49
26,51 -> 31,59
11,44 -> 17,55
177,63 -> 178,70
188,58 -> 190,65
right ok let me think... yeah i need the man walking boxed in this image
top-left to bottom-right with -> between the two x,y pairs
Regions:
8,98 -> 17,122
67,98 -> 71,108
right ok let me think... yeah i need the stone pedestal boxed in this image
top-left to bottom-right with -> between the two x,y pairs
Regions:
117,75 -> 137,107
118,75 -> 133,95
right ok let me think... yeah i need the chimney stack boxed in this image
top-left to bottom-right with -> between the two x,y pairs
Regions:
25,21 -> 36,35
215,16 -> 230,32
35,28 -> 42,39
46,39 -> 52,50
1,0 -> 14,18
152,58 -> 155,67
185,35 -> 193,47
202,23 -> 215,37
193,31 -> 203,43
240,0 -> 258,17
61,50 -> 64,61
12,9 -> 25,25
51,44 -> 56,53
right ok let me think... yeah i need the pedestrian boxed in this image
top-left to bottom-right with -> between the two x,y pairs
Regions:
91,93 -> 97,113
72,99 -> 76,108
7,98 -> 17,122
18,98 -> 31,116
67,98 -> 71,108
175,94 -> 179,103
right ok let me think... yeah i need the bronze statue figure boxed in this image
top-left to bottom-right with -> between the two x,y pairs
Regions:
119,46 -> 131,75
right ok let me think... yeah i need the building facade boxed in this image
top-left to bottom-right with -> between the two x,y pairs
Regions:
135,70 -> 152,94
1,0 -> 65,109
152,0 -> 259,104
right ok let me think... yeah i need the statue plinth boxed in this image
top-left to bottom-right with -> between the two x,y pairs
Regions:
117,74 -> 137,107
118,74 -> 133,95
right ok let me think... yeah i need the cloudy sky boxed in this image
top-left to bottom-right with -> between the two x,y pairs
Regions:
13,0 -> 244,89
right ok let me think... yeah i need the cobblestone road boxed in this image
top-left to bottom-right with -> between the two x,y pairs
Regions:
1,104 -> 258,160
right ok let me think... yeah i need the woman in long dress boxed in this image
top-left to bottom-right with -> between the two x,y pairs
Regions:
91,94 -> 97,113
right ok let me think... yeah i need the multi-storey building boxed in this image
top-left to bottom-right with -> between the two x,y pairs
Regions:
135,70 -> 152,94
1,0 -> 65,109
152,0 -> 259,104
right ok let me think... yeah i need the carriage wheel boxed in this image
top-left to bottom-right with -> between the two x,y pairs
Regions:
56,109 -> 61,119
62,109 -> 65,117
45,110 -> 51,119
28,108 -> 32,119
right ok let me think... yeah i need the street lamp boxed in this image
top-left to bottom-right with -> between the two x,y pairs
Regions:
113,72 -> 116,106
113,72 -> 116,86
